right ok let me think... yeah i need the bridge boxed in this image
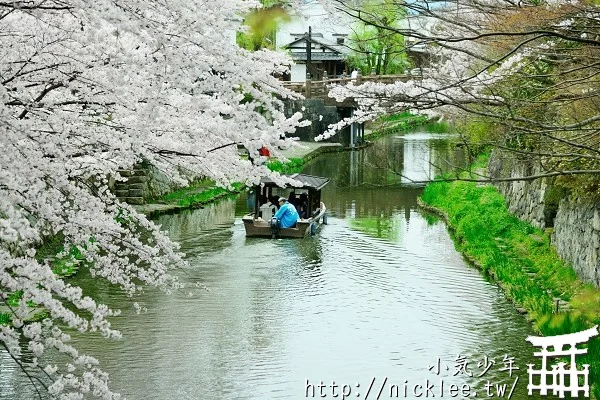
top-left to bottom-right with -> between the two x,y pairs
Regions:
282,74 -> 412,105
280,74 -> 416,146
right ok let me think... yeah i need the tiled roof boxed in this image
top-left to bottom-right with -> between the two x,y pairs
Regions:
260,174 -> 330,190
290,52 -> 345,61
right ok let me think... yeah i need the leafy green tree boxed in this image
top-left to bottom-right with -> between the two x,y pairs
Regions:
345,0 -> 409,75
237,1 -> 290,51
327,0 -> 600,190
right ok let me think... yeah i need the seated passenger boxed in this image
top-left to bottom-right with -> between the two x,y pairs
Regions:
270,196 -> 280,210
298,193 -> 308,207
298,204 -> 308,219
274,197 -> 299,228
288,193 -> 297,208
259,198 -> 277,221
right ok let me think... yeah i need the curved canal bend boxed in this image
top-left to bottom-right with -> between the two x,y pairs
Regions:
2,132 -> 539,400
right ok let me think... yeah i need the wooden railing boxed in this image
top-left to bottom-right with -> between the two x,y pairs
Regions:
282,74 -> 412,99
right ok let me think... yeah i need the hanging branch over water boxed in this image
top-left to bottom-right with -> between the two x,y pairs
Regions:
320,0 -> 600,191
0,0 -> 310,398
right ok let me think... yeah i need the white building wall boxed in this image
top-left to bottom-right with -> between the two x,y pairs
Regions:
276,1 -> 353,48
290,63 -> 307,82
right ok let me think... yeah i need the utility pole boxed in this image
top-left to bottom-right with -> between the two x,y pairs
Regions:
306,26 -> 312,79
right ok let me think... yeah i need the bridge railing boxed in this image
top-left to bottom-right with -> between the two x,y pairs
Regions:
282,74 -> 411,99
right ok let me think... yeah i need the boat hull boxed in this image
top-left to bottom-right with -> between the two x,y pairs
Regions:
242,209 -> 327,238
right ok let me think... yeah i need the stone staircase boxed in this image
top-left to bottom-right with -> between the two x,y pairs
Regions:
114,166 -> 149,205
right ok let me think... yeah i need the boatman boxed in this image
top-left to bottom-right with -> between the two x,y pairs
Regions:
274,197 -> 299,228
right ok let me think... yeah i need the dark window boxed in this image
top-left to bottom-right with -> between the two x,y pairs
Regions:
336,38 -> 344,45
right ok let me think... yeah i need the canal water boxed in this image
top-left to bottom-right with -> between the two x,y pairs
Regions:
1,131 -> 541,399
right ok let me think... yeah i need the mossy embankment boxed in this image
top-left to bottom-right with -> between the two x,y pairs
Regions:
157,180 -> 244,209
419,154 -> 600,397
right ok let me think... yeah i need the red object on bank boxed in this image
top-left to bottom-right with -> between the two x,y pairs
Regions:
259,146 -> 270,157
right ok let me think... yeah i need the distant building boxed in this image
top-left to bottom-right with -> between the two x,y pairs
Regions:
400,15 -> 437,70
276,1 -> 435,81
276,0 -> 352,81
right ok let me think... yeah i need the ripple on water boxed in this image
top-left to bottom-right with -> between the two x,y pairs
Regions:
1,135 -> 537,400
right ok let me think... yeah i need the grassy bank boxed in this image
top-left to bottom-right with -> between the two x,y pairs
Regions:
420,156 -> 600,397
367,112 -> 442,141
158,181 -> 243,208
153,159 -> 305,210
266,157 -> 304,174
1,236 -> 83,325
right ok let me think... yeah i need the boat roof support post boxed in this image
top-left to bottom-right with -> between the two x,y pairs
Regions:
254,186 -> 261,217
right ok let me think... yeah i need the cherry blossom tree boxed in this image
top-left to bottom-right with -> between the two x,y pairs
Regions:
321,0 -> 600,190
0,0 -> 306,397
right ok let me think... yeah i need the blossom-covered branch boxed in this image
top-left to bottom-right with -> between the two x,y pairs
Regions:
321,0 -> 600,188
1,0 -> 306,397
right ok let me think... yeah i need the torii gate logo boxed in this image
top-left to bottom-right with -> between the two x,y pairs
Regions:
526,325 -> 598,398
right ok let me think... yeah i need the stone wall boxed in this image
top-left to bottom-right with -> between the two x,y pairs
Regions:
283,99 -> 349,143
553,200 -> 600,287
112,164 -> 181,204
488,151 -> 548,229
488,150 -> 600,287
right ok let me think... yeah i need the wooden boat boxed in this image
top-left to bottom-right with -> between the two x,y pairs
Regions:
242,173 -> 329,238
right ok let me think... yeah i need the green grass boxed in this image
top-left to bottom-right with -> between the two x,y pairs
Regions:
0,313 -> 10,325
157,178 -> 215,205
378,111 -> 416,122
160,182 -> 243,208
421,180 -> 598,322
420,157 -> 600,398
368,113 -> 430,141
266,158 -> 304,174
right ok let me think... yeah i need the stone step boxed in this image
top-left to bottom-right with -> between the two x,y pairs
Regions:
127,183 -> 146,190
126,176 -> 148,184
118,197 -> 145,205
129,189 -> 144,197
114,190 -> 129,198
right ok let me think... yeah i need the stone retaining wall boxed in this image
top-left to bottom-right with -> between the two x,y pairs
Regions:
283,99 -> 350,143
112,164 -> 180,205
488,152 -> 548,229
553,200 -> 600,287
488,150 -> 600,287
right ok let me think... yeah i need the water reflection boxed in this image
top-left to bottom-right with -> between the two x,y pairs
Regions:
303,132 -> 465,221
1,131 -> 540,400
157,198 -> 237,258
306,132 -> 465,190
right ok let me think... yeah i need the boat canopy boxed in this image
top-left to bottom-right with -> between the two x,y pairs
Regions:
250,174 -> 329,220
258,173 -> 330,191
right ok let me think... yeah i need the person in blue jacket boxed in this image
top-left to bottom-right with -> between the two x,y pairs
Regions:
274,197 -> 299,228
